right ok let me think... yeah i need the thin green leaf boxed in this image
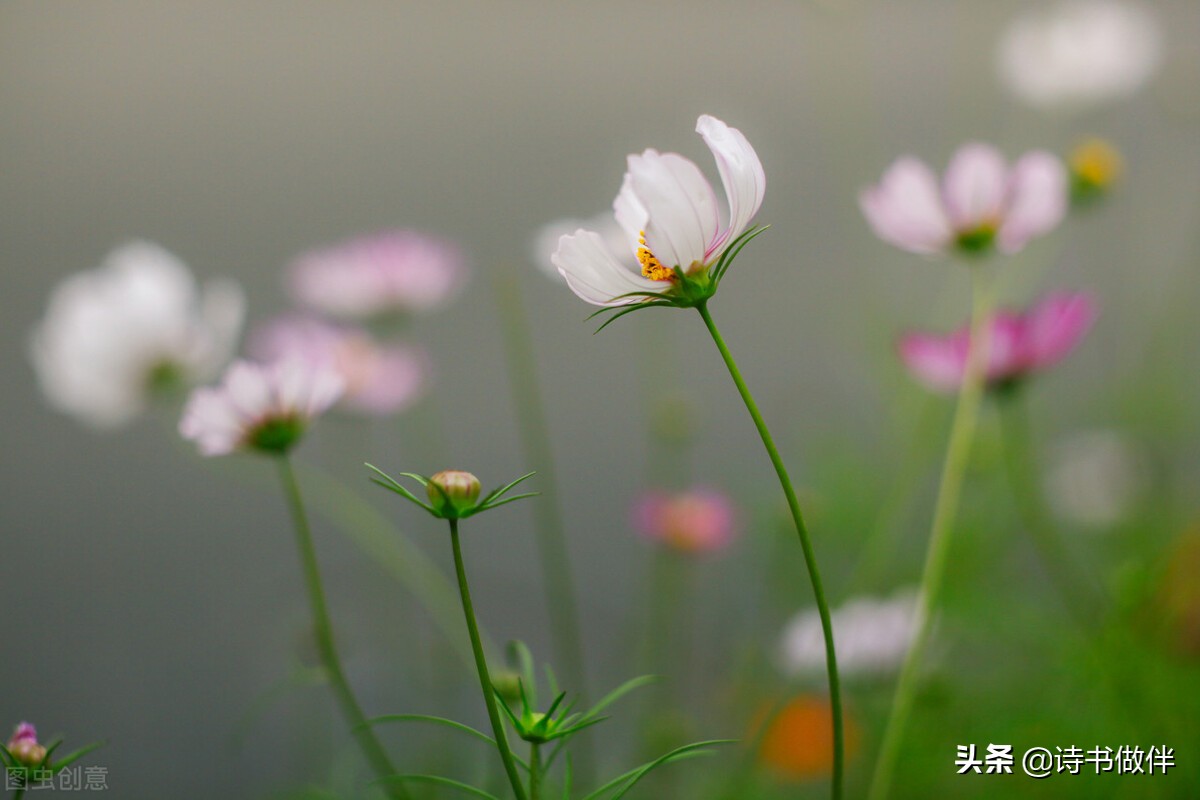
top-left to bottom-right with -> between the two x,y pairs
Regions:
581,675 -> 660,721
493,687 -> 525,731
562,753 -> 573,800
592,301 -> 673,334
477,492 -> 539,512
583,292 -> 668,318
543,691 -> 568,721
365,465 -> 435,512
554,715 -> 609,739
712,225 -> 769,282
376,774 -> 500,799
362,715 -> 496,747
397,472 -> 430,486
580,740 -> 734,800
49,741 -> 104,772
481,472 -> 537,506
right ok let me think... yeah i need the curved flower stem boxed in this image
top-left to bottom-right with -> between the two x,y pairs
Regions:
275,458 -> 410,800
695,302 -> 843,800
868,273 -> 996,800
448,518 -> 529,800
997,394 -> 1104,626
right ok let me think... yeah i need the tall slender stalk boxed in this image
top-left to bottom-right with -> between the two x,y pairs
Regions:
448,518 -> 529,800
695,302 -> 843,800
275,458 -> 409,800
493,274 -> 589,699
997,395 -> 1103,626
868,273 -> 996,800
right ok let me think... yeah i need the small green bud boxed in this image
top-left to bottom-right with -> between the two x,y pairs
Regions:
491,670 -> 524,705
428,470 -> 481,518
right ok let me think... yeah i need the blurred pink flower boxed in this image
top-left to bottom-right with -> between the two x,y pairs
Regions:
633,488 -> 737,555
250,316 -> 426,416
179,359 -> 343,456
861,144 -> 1067,256
7,722 -> 45,766
899,292 -> 1097,393
552,114 -> 765,307
288,231 -> 467,319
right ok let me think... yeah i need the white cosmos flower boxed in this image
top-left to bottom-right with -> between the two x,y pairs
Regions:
29,241 -> 244,428
551,114 -> 765,308
179,359 -> 344,456
779,590 -> 921,678
997,0 -> 1163,111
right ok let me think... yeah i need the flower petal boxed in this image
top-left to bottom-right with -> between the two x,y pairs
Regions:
860,158 -> 953,254
942,143 -> 1008,230
1022,292 -> 1097,368
552,230 -> 663,307
997,151 -> 1067,253
626,149 -> 719,269
897,332 -> 966,392
696,115 -> 765,258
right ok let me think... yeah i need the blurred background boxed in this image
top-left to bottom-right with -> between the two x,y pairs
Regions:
2,1 -> 1199,797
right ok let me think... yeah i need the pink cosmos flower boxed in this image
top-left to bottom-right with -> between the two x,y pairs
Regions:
861,143 -> 1067,256
7,722 -> 45,766
179,359 -> 344,456
899,292 -> 1098,393
633,488 -> 737,555
249,316 -> 426,416
552,114 -> 765,307
288,231 -> 467,319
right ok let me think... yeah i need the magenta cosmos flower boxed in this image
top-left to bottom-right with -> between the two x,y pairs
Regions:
633,487 -> 737,555
899,292 -> 1098,393
288,230 -> 467,320
861,143 -> 1067,256
552,114 -> 765,309
179,359 -> 344,456
250,316 -> 426,416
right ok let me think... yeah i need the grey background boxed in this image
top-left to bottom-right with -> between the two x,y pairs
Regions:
2,1 -> 1199,796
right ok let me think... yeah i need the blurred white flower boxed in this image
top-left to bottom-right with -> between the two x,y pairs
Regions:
179,359 -> 344,456
249,315 -> 427,416
29,241 -> 244,428
779,590 -> 920,678
997,0 -> 1163,111
1045,430 -> 1148,527
531,212 -> 629,281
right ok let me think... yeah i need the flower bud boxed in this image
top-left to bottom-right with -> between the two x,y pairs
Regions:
427,470 -> 481,518
7,722 -> 46,767
1069,138 -> 1122,207
491,670 -> 524,705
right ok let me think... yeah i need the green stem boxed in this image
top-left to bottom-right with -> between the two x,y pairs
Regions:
997,395 -> 1104,626
12,786 -> 25,800
530,743 -> 543,800
493,274 -> 590,696
695,302 -> 843,800
300,462 -> 496,672
868,273 -> 996,800
448,518 -> 529,800
275,458 -> 409,800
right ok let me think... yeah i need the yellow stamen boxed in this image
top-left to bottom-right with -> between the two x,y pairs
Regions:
1070,138 -> 1122,188
637,231 -> 676,282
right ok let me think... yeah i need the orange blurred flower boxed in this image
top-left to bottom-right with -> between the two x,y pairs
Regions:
755,694 -> 860,781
